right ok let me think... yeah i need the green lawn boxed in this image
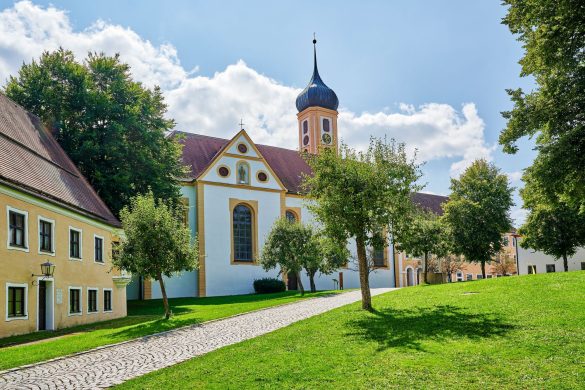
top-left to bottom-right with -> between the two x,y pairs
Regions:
0,290 -> 335,371
118,272 -> 585,389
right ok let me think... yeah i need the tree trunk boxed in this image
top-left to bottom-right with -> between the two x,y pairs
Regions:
296,271 -> 305,296
563,254 -> 569,272
157,273 -> 171,319
309,270 -> 317,293
356,237 -> 373,311
481,261 -> 486,279
423,252 -> 429,284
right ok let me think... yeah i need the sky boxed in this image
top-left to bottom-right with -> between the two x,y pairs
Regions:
0,0 -> 536,225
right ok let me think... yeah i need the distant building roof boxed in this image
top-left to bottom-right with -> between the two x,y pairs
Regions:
0,94 -> 120,227
175,131 -> 449,210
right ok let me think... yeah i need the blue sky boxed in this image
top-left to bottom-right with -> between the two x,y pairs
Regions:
0,0 -> 536,224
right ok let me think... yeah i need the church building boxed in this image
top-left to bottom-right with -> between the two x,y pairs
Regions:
128,40 -> 440,299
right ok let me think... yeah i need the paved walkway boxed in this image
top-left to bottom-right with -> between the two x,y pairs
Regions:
0,288 -> 394,389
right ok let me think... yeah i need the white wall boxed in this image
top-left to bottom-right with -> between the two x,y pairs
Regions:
151,271 -> 199,299
517,243 -> 585,275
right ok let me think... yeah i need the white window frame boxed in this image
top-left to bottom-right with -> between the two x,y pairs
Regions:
68,226 -> 83,261
93,234 -> 105,265
103,288 -> 113,313
38,216 -> 56,256
87,287 -> 99,314
466,273 -> 473,281
6,206 -> 29,252
68,286 -> 83,316
456,271 -> 463,282
5,282 -> 29,321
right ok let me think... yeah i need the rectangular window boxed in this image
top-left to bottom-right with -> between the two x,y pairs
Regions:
373,247 -> 385,267
104,290 -> 112,312
69,228 -> 81,259
477,274 -> 483,280
88,289 -> 98,313
528,265 -> 536,274
69,288 -> 81,314
7,286 -> 26,318
581,262 -> 585,271
466,274 -> 473,281
487,274 -> 493,279
456,272 -> 463,282
39,219 -> 53,253
94,236 -> 104,263
546,264 -> 555,273
8,210 -> 26,248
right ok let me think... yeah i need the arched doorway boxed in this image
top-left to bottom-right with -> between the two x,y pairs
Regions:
416,268 -> 423,285
406,267 -> 414,286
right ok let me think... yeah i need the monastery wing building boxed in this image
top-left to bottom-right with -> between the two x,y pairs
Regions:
127,40 -> 448,299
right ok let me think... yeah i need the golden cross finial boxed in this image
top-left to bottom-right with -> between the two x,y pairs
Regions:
239,118 -> 245,130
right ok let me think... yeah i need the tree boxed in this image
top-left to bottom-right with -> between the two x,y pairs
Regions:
395,208 -> 448,284
259,218 -> 319,295
442,160 -> 514,278
440,255 -> 467,283
306,234 -> 350,293
303,138 -> 421,310
493,251 -> 517,276
499,0 -> 585,212
113,192 -> 198,319
4,49 -> 186,215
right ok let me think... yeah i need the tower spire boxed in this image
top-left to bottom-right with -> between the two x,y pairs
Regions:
312,33 -> 320,82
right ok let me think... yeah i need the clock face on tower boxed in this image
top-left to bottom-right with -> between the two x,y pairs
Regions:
321,133 -> 332,145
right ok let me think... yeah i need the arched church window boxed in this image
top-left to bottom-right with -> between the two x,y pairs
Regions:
285,210 -> 297,223
322,118 -> 330,132
233,204 -> 253,262
302,120 -> 308,134
236,162 -> 250,185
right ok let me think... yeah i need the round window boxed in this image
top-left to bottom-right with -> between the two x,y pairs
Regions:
237,143 -> 248,153
218,166 -> 230,177
303,135 -> 310,146
257,172 -> 268,182
322,133 -> 332,144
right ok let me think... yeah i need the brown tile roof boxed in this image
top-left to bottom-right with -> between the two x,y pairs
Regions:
175,131 -> 450,209
0,94 -> 120,227
411,192 -> 449,215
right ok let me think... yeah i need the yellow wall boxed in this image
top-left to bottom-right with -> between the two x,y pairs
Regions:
0,185 -> 126,338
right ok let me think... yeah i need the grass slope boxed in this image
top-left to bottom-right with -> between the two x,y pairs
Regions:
118,272 -> 585,389
0,290 -> 334,371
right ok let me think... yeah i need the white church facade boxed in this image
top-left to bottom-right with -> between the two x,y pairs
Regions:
127,40 -> 437,299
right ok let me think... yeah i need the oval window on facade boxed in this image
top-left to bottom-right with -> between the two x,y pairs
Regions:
303,135 -> 310,146
322,118 -> 330,132
257,171 -> 268,182
218,166 -> 230,177
303,120 -> 308,134
237,143 -> 248,154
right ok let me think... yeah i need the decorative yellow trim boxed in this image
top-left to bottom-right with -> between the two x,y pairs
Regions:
223,153 -> 263,161
256,169 -> 269,183
196,129 -> 287,191
216,164 -> 231,178
198,180 -> 285,194
280,192 -> 286,217
197,183 -> 206,297
229,198 -> 259,265
286,193 -> 306,199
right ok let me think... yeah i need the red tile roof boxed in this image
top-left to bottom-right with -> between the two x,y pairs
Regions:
175,131 -> 450,212
0,94 -> 120,227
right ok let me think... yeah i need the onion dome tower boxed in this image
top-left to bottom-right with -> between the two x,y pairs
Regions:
296,37 -> 339,154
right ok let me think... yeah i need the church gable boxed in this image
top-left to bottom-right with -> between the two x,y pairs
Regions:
198,130 -> 286,191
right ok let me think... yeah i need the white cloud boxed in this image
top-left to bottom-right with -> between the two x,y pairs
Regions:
0,1 -> 494,175
506,171 -> 523,184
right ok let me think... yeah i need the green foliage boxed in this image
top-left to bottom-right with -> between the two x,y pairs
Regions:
113,191 -> 198,317
499,0 -> 585,211
303,138 -> 421,309
4,49 -> 186,215
253,278 -> 286,294
442,160 -> 513,275
395,208 -> 449,283
518,170 -> 585,270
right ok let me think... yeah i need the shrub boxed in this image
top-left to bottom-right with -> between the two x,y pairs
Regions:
253,278 -> 286,294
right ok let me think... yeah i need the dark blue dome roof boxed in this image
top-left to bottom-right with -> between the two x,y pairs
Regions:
295,44 -> 339,112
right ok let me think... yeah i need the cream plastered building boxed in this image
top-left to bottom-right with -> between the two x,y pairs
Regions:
0,94 -> 128,338
128,40 -> 441,299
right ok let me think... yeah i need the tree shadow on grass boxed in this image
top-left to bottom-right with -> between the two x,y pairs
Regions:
346,305 -> 515,352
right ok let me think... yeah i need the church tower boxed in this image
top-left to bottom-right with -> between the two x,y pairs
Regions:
295,38 -> 339,154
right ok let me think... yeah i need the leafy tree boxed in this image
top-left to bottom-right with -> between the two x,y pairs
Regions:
499,0 -> 585,212
259,218 -> 319,295
439,254 -> 467,283
493,251 -> 517,276
442,160 -> 514,278
518,172 -> 585,271
308,234 -> 350,292
113,192 -> 198,319
395,208 -> 448,284
304,138 -> 421,310
4,49 -> 186,215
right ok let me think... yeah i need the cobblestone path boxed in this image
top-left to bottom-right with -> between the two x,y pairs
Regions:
0,288 -> 395,389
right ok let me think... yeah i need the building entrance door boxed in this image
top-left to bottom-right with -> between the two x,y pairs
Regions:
38,281 -> 47,331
